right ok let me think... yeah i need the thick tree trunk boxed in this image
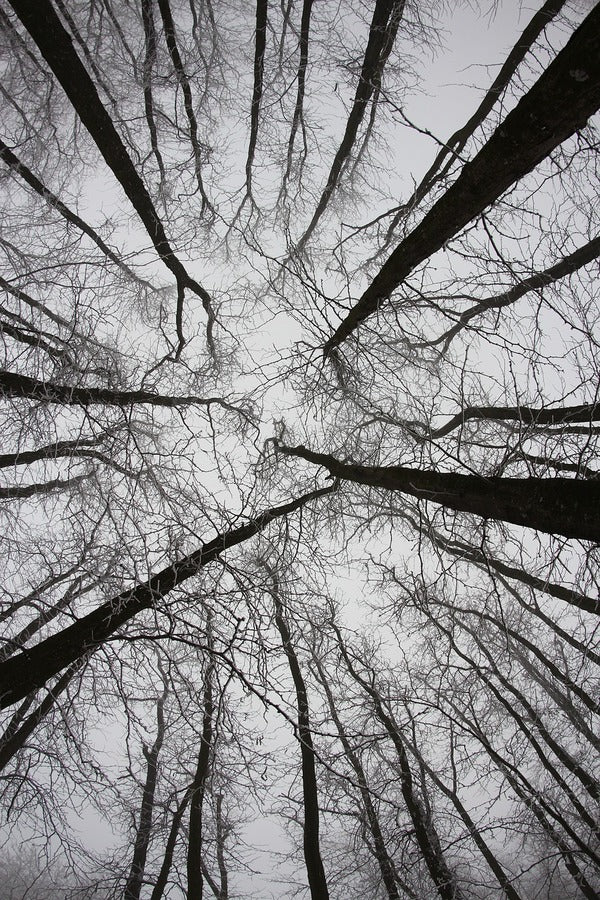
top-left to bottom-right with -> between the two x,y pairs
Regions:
0,369 -> 233,411
7,0 -> 213,354
278,443 -> 600,542
383,0 -> 567,244
324,4 -> 600,353
0,483 -> 336,709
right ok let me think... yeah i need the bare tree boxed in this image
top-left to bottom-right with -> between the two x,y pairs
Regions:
0,2 -> 598,896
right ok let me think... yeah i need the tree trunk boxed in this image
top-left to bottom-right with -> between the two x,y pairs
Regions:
0,483 -> 336,709
187,655 -> 215,900
333,623 -> 464,900
324,4 -> 600,352
267,567 -> 329,900
125,671 -> 169,900
278,444 -> 600,542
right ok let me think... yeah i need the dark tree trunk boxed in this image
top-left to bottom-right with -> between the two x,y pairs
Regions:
278,444 -> 600,542
267,567 -> 329,900
297,0 -> 405,248
0,662 -> 83,771
383,0 -> 567,244
0,483 -> 336,709
324,4 -> 600,352
0,369 -> 230,410
7,0 -> 213,354
312,653 -> 406,899
333,624 -> 464,900
281,0 -> 314,195
150,790 -> 192,900
420,234 -> 600,351
0,139 -> 151,287
430,401 -> 600,439
245,0 -> 268,195
125,673 -> 169,900
187,657 -> 215,900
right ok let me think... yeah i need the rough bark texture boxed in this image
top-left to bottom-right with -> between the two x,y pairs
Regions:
383,0 -> 567,244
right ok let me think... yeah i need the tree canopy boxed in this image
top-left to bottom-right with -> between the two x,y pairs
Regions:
0,1 -> 599,897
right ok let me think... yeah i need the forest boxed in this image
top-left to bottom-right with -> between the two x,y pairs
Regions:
0,0 -> 599,897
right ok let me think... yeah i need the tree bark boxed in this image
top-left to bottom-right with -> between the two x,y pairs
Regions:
187,655 -> 215,900
297,0 -> 405,249
430,401 -> 600,439
0,482 -> 336,709
0,661 -> 83,771
278,443 -> 600,542
418,234 -> 600,351
333,623 -> 464,900
267,568 -> 329,899
323,4 -> 600,353
125,672 -> 169,900
150,790 -> 192,900
312,652 -> 406,899
7,0 -> 213,353
0,369 -> 241,414
383,0 -> 567,245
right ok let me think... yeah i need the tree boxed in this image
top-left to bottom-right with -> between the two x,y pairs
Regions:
0,1 -> 599,896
